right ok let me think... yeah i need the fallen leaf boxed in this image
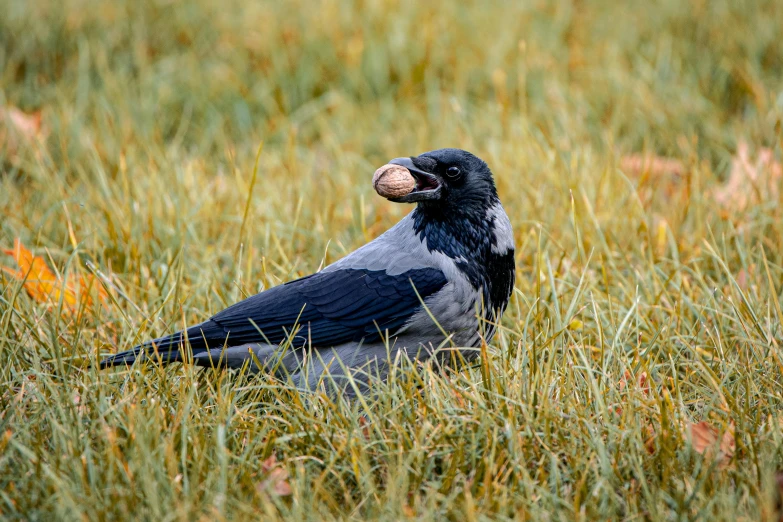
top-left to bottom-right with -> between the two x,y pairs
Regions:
619,153 -> 689,204
1,239 -> 109,313
619,370 -> 651,395
6,107 -> 42,137
687,421 -> 735,469
0,106 -> 47,162
257,455 -> 292,497
689,421 -> 717,453
713,141 -> 783,210
620,154 -> 685,177
2,239 -> 75,308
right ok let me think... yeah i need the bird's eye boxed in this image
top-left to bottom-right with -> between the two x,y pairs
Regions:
446,166 -> 461,179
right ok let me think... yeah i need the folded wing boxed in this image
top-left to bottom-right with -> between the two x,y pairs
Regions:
100,267 -> 448,367
210,267 -> 447,346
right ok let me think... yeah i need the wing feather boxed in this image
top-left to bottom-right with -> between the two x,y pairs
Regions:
204,267 -> 447,348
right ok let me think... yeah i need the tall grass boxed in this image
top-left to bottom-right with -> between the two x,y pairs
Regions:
1,0 -> 783,519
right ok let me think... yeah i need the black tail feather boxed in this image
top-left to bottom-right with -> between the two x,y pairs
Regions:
98,345 -> 145,369
99,319 -> 235,369
99,330 -> 191,369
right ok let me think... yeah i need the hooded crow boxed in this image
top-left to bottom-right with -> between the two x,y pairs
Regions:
100,148 -> 515,395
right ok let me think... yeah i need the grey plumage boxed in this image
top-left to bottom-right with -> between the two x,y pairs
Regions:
100,148 -> 516,396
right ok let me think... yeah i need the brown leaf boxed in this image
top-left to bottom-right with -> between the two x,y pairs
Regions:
620,154 -> 685,177
1,106 -> 47,161
257,455 -> 292,497
687,421 -> 735,469
689,421 -> 717,452
619,370 -> 651,395
619,153 -> 688,203
713,141 -> 783,210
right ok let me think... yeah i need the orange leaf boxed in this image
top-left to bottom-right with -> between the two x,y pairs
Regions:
687,421 -> 735,469
2,239 -> 76,308
1,239 -> 108,313
77,273 -> 110,307
689,421 -> 718,453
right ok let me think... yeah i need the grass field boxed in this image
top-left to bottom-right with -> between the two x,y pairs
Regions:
2,0 -> 783,519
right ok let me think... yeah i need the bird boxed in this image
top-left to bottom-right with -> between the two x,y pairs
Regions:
100,148 -> 516,396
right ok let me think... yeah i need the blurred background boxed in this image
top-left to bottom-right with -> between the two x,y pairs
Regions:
5,0 -> 783,158
4,0 -> 783,154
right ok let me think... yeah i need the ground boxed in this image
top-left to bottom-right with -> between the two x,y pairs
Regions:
1,0 -> 783,520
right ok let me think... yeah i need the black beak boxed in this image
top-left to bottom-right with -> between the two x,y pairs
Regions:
387,157 -> 442,203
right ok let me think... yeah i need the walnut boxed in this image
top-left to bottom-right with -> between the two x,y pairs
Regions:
372,164 -> 415,199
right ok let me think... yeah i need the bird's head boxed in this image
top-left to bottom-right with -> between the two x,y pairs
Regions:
386,148 -> 498,214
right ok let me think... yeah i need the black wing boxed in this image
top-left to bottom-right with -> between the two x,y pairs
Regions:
205,267 -> 447,347
101,267 -> 447,367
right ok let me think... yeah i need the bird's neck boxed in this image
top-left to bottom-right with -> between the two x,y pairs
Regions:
411,205 -> 496,262
410,201 -> 515,320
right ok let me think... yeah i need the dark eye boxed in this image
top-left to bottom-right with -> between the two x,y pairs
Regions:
446,166 -> 461,179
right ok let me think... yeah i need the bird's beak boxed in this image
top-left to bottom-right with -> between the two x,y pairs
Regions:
386,157 -> 443,203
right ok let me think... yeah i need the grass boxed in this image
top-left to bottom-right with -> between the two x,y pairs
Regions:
2,0 -> 783,519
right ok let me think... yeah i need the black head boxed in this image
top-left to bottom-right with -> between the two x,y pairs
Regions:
386,149 -> 498,214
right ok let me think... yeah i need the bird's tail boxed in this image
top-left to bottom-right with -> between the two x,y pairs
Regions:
99,331 -> 189,369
